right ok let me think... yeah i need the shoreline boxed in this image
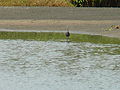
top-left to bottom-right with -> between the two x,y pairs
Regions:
0,20 -> 120,38
0,7 -> 120,38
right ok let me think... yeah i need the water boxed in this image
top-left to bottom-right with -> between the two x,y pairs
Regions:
0,39 -> 120,90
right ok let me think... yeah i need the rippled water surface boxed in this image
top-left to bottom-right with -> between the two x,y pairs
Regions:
0,40 -> 120,90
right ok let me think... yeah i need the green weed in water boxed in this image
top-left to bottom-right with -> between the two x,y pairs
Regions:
0,31 -> 120,44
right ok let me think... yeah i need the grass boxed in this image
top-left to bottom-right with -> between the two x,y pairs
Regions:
0,0 -> 73,7
0,31 -> 120,44
0,0 -> 119,7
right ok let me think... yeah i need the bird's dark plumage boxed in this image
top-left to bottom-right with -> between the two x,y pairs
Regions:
65,31 -> 70,37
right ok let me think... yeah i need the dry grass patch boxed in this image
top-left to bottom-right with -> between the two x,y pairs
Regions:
0,0 -> 73,6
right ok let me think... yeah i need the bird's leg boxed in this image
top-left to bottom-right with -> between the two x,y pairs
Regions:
66,37 -> 69,42
66,37 -> 68,42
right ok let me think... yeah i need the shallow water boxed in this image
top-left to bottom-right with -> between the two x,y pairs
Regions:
0,39 -> 120,90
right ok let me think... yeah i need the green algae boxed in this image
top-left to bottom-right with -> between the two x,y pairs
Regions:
0,31 -> 120,44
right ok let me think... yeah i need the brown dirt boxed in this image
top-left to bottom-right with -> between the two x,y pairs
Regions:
0,20 -> 120,38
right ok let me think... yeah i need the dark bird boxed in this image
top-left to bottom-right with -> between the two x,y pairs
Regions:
65,30 -> 70,42
65,31 -> 70,37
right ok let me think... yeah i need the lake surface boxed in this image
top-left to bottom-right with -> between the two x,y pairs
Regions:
0,39 -> 120,90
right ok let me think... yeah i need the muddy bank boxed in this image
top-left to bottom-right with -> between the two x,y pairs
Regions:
0,7 -> 120,38
0,7 -> 120,20
0,20 -> 120,38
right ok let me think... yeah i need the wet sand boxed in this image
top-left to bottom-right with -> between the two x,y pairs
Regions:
0,7 -> 120,38
0,20 -> 120,38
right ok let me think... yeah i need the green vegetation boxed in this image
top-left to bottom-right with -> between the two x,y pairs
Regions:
71,0 -> 120,7
0,0 -> 73,7
0,0 -> 119,7
0,31 -> 120,44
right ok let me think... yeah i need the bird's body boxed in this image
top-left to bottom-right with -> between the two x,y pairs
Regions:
65,31 -> 70,42
65,31 -> 70,37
